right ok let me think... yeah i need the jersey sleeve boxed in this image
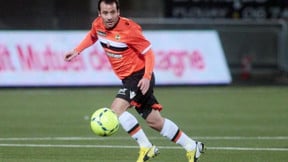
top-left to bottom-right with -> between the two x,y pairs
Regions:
74,24 -> 98,53
127,25 -> 155,80
143,49 -> 155,80
127,25 -> 151,55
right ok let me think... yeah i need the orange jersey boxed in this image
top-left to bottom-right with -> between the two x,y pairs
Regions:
75,16 -> 154,80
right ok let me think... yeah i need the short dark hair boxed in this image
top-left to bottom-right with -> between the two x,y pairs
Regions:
98,0 -> 120,11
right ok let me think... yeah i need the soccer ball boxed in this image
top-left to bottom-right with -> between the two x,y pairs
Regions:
90,107 -> 119,136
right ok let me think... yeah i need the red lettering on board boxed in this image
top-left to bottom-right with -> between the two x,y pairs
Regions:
155,50 -> 205,77
0,44 -> 15,71
89,47 -> 111,71
16,45 -> 86,71
189,50 -> 205,70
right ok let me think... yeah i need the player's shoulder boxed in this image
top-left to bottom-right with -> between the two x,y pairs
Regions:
119,17 -> 142,30
91,16 -> 103,27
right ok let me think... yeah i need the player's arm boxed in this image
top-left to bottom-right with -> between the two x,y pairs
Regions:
126,24 -> 155,79
74,30 -> 97,53
137,49 -> 155,95
128,24 -> 155,94
143,49 -> 155,80
65,30 -> 97,62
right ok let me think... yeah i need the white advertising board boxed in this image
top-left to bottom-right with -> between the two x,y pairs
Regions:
0,30 -> 231,86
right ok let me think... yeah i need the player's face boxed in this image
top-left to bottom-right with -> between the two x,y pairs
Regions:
99,2 -> 120,29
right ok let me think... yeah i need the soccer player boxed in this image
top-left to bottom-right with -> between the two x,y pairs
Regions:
64,0 -> 204,161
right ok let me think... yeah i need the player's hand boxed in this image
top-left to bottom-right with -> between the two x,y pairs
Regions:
137,78 -> 150,95
64,50 -> 79,62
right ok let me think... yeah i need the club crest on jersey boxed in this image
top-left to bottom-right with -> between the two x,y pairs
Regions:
115,34 -> 120,41
97,30 -> 106,37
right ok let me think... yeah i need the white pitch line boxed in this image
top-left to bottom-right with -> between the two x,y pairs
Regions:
0,136 -> 288,141
197,136 -> 288,140
0,143 -> 138,149
208,146 -> 288,151
0,143 -> 288,152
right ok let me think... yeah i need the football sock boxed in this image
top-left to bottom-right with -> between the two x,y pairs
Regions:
160,118 -> 196,151
119,111 -> 152,148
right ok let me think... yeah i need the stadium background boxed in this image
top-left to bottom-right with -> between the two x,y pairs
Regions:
1,1 -> 288,162
1,0 -> 288,85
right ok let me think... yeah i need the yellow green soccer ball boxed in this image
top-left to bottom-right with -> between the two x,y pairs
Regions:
90,107 -> 119,136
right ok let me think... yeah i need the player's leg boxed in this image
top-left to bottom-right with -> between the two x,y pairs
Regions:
111,97 -> 153,149
111,96 -> 158,162
114,70 -> 159,161
141,104 -> 205,162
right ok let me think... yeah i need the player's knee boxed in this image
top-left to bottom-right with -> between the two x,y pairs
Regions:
146,111 -> 165,131
111,98 -> 130,116
147,118 -> 164,131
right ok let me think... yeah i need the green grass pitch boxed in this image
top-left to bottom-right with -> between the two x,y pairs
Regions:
0,86 -> 288,162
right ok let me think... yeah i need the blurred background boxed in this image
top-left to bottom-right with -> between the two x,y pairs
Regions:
1,0 -> 288,85
1,1 -> 288,162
